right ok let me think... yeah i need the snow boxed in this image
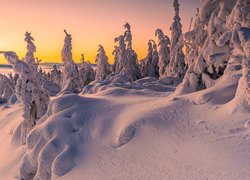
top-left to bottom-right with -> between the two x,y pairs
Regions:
1,73 -> 250,179
1,0 -> 250,179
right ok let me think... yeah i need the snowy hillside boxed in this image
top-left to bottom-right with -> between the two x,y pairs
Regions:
1,77 -> 250,179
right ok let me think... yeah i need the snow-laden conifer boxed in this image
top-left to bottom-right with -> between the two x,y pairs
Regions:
155,29 -> 170,79
61,30 -> 80,93
78,54 -> 95,87
95,45 -> 111,81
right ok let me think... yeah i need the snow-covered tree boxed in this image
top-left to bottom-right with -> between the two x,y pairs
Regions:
0,74 -> 15,103
168,0 -> 185,79
141,40 -> 159,78
155,29 -> 170,79
61,30 -> 80,93
139,59 -> 146,78
50,65 -> 62,85
1,51 -> 49,144
170,0 -> 182,52
216,0 -> 250,111
176,0 -> 238,94
95,45 -> 111,81
24,32 -> 38,71
113,35 -> 126,74
151,40 -> 160,78
113,23 -> 140,81
37,67 -> 48,84
112,46 -> 120,73
79,54 -> 95,87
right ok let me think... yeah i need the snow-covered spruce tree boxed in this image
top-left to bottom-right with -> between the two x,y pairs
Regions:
112,46 -> 120,73
167,0 -> 185,79
176,0 -> 238,95
141,40 -> 159,78
95,46 -> 111,81
151,40 -> 160,78
24,32 -> 38,71
50,64 -> 62,85
170,0 -> 182,52
1,51 -> 49,144
0,74 -> 15,103
61,30 -> 80,93
113,35 -> 126,74
155,29 -> 171,79
78,54 -> 95,87
37,67 -> 48,84
113,23 -> 140,81
139,59 -> 146,78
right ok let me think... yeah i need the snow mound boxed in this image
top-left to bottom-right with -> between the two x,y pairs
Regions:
19,83 -> 176,180
82,74 -> 175,95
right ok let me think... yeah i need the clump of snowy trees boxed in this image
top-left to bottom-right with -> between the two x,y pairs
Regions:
79,53 -> 95,86
113,23 -> 141,81
176,0 -> 250,95
50,65 -> 62,85
1,32 -> 50,144
140,40 -> 159,78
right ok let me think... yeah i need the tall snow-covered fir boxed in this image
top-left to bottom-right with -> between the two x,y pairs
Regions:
114,23 -> 140,81
24,32 -> 38,71
140,40 -> 159,78
61,30 -> 80,93
168,0 -> 185,79
95,45 -> 111,81
155,29 -> 171,79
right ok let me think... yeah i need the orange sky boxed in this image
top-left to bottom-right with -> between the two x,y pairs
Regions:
0,0 -> 200,64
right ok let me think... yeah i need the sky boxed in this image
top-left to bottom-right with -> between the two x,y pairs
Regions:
0,0 -> 201,64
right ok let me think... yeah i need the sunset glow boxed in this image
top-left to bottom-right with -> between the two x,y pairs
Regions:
0,0 -> 200,64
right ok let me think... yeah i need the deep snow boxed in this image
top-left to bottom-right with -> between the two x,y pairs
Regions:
1,75 -> 250,179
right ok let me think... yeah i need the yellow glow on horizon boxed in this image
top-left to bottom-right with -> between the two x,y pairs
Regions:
0,0 -> 200,65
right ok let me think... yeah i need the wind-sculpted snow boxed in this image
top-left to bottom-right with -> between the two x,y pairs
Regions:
19,82 -> 175,179
82,74 -> 176,95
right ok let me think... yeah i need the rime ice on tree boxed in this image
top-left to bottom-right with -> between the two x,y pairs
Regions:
61,30 -> 80,93
170,0 -> 182,52
168,0 -> 185,79
113,36 -> 126,74
155,29 -> 170,79
95,46 -> 111,81
78,53 -> 95,87
0,74 -> 15,103
24,32 -> 38,71
140,40 -> 159,78
113,23 -> 140,81
176,0 -> 240,95
50,65 -> 62,85
2,51 -> 49,144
